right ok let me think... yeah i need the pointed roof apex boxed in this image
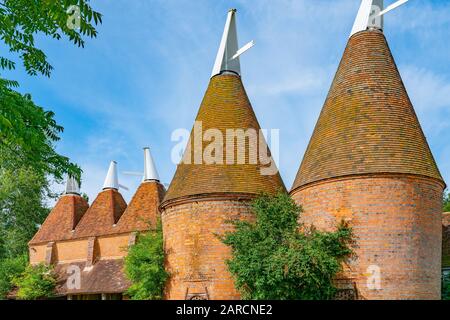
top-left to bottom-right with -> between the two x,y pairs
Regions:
211,9 -> 255,78
65,176 -> 80,195
103,161 -> 119,190
350,0 -> 409,37
143,147 -> 160,182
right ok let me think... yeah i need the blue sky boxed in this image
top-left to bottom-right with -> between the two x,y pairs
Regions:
5,0 -> 450,202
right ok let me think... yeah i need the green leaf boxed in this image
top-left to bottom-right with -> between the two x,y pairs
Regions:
124,222 -> 169,300
221,192 -> 354,300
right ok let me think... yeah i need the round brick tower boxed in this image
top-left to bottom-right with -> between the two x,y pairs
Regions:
290,26 -> 445,299
161,10 -> 285,300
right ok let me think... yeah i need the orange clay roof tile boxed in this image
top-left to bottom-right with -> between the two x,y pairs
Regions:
292,30 -> 444,191
115,181 -> 165,232
72,189 -> 127,238
29,195 -> 89,245
54,260 -> 130,295
163,74 -> 286,204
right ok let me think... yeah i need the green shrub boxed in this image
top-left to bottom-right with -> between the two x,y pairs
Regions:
444,191 -> 450,213
0,255 -> 27,299
13,263 -> 56,300
443,273 -> 450,300
222,192 -> 353,300
124,222 -> 168,300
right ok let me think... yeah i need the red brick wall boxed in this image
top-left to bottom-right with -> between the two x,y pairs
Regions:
291,174 -> 444,300
161,199 -> 253,300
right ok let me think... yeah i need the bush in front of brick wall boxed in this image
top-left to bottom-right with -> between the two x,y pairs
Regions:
0,254 -> 27,299
221,192 -> 354,300
13,263 -> 56,300
125,221 -> 168,300
443,274 -> 450,300
444,191 -> 450,213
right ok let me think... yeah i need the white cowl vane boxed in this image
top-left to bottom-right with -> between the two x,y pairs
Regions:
65,176 -> 80,195
143,147 -> 160,182
211,9 -> 254,78
103,161 -> 119,190
350,0 -> 409,37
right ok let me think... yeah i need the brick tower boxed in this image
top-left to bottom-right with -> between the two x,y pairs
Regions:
161,9 -> 285,300
290,1 -> 445,299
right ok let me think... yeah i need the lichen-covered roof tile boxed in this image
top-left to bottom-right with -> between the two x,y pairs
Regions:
163,74 -> 285,204
292,30 -> 444,191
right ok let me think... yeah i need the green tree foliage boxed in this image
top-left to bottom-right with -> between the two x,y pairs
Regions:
0,92 -> 69,297
222,192 -> 354,300
0,163 -> 50,259
444,190 -> 450,213
13,263 -> 56,300
443,273 -> 450,300
0,0 -> 102,299
1,88 -> 81,180
1,0 -> 103,180
0,0 -> 102,78
124,222 -> 168,300
0,254 -> 27,299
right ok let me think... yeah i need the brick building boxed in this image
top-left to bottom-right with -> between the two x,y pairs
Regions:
28,148 -> 165,300
290,1 -> 446,299
160,9 -> 285,300
26,4 -> 448,300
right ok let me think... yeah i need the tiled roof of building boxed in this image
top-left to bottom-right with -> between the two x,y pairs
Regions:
54,260 -> 130,296
292,30 -> 444,191
115,181 -> 165,233
73,189 -> 127,238
443,213 -> 450,268
163,74 -> 286,204
29,194 -> 89,245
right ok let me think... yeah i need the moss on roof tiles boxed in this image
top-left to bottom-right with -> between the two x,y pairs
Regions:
163,74 -> 285,204
292,30 -> 444,191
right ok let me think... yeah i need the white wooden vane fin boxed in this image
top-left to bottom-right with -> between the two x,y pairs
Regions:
211,9 -> 254,78
103,161 -> 119,190
378,0 -> 409,16
231,40 -> 255,61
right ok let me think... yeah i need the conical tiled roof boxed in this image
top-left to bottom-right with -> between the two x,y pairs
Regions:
163,74 -> 285,204
73,189 -> 127,238
115,181 -> 165,233
292,30 -> 444,191
29,194 -> 89,245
